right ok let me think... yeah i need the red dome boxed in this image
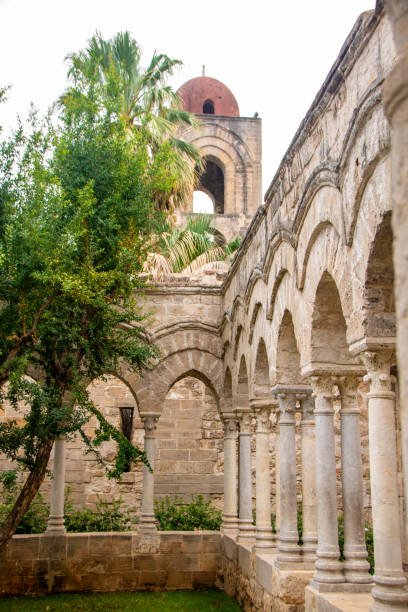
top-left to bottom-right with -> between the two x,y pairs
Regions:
177,76 -> 239,117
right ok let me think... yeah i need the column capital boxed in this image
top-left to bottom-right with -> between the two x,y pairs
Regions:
251,400 -> 272,433
336,374 -> 363,413
358,349 -> 395,394
236,407 -> 253,433
308,374 -> 336,399
300,393 -> 315,423
141,413 -> 160,437
222,412 -> 238,437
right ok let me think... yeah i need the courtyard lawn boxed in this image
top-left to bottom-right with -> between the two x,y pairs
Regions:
0,589 -> 241,611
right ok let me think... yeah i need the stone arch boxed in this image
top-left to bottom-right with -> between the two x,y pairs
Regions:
268,269 -> 289,321
184,123 -> 254,215
253,338 -> 270,398
348,155 -> 392,344
362,211 -> 395,338
131,349 -> 222,414
224,367 -> 233,413
236,355 -> 249,409
275,310 -> 302,385
295,185 -> 345,288
248,302 -> 263,344
310,272 -> 358,367
292,167 -> 340,236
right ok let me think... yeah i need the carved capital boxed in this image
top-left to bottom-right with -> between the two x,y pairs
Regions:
336,374 -> 362,411
141,413 -> 160,437
222,413 -> 238,437
308,375 -> 335,399
276,393 -> 296,424
237,408 -> 253,433
359,349 -> 394,393
254,406 -> 271,433
300,394 -> 315,422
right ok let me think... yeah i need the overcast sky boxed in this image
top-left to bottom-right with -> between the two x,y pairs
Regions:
0,0 -> 374,195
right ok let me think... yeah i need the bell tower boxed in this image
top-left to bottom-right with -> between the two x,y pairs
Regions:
177,73 -> 262,240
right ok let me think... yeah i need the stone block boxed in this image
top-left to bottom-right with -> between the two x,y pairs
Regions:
111,533 -> 132,556
202,534 -> 221,552
140,570 -> 168,586
256,553 -> 274,593
180,534 -> 202,553
66,534 -> 89,558
39,535 -> 67,560
87,534 -> 112,556
192,570 -> 216,587
9,536 -> 40,561
199,553 -> 221,571
133,554 -> 161,571
159,535 -> 183,553
166,553 -> 200,571
166,571 -> 193,589
223,535 -> 238,562
120,571 -> 141,590
238,543 -> 252,577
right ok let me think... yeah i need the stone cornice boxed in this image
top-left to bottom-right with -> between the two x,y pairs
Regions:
301,362 -> 366,379
349,336 -> 396,355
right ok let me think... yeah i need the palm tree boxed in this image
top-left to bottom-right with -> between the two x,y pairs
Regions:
61,31 -> 203,212
143,215 -> 241,281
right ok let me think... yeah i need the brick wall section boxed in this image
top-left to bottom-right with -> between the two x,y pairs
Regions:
0,531 -> 221,595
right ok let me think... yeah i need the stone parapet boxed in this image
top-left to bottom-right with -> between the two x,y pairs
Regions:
0,531 -> 221,595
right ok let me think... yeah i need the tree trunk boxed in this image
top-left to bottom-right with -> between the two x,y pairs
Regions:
0,439 -> 54,552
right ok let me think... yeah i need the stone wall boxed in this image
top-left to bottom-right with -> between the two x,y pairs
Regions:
0,531 -> 221,595
222,535 -> 313,612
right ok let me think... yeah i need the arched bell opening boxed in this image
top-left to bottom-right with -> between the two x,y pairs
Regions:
196,157 -> 225,214
203,99 -> 215,114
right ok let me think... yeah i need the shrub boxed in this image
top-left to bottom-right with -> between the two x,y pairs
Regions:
154,494 -> 222,531
64,496 -> 135,532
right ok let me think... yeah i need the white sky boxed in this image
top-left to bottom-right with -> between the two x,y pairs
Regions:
0,0 -> 374,195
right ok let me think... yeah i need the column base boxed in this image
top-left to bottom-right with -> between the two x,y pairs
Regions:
302,538 -> 317,564
222,513 -> 239,536
277,536 -> 302,565
139,513 -> 157,533
343,560 -> 372,584
46,516 -> 66,534
254,526 -> 275,553
237,519 -> 256,543
313,555 -> 345,585
370,573 -> 408,611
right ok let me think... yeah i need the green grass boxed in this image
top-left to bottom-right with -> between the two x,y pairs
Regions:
0,589 -> 241,611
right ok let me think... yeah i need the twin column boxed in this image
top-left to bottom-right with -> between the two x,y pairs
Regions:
272,385 -> 317,567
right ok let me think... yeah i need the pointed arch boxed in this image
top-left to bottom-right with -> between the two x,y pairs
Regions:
253,338 -> 270,398
275,310 -> 301,385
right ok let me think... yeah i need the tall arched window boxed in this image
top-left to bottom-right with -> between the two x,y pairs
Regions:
197,157 -> 224,213
203,99 -> 215,114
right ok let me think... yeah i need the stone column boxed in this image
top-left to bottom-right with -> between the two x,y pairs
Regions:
275,413 -> 280,540
237,407 -> 255,542
139,413 -> 159,533
222,412 -> 239,535
275,389 -> 301,565
309,375 -> 344,586
337,375 -> 371,586
252,399 -> 274,553
383,0 -> 408,557
300,392 -> 317,564
359,350 -> 408,610
46,437 -> 66,533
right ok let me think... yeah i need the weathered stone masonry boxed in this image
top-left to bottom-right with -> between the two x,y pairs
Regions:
1,2 -> 408,611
